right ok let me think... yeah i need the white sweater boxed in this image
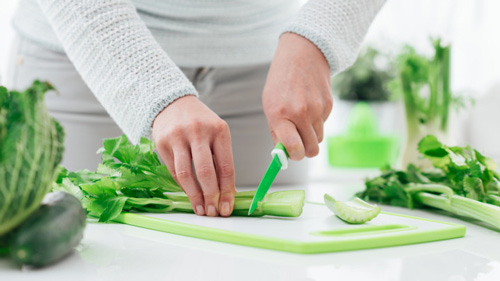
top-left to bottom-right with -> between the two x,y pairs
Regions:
12,0 -> 385,143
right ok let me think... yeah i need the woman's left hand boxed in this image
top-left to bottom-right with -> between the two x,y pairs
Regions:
263,32 -> 333,161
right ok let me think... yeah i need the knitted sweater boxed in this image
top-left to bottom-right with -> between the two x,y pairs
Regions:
12,0 -> 385,143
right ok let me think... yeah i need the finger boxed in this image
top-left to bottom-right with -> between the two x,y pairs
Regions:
297,123 -> 320,157
164,149 -> 179,184
270,130 -> 278,144
323,95 -> 334,121
173,145 -> 206,216
155,141 -> 177,183
313,120 -> 324,143
212,130 -> 236,217
273,119 -> 305,160
191,143 -> 220,217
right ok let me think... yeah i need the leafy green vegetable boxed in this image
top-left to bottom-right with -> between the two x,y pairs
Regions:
333,47 -> 396,101
0,81 -> 65,236
359,135 -> 500,230
54,135 -> 305,221
324,194 -> 381,224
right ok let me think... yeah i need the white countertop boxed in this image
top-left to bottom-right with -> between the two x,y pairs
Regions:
1,171 -> 500,281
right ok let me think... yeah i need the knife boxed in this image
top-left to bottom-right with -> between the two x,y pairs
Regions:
248,142 -> 289,215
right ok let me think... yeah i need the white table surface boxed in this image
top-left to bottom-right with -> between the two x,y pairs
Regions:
1,169 -> 500,281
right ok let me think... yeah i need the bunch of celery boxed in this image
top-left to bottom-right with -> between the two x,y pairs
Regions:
391,39 -> 454,167
359,135 -> 500,230
53,135 -> 305,222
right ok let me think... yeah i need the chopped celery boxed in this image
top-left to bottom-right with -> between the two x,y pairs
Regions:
246,190 -> 305,217
324,194 -> 381,224
164,190 -> 305,217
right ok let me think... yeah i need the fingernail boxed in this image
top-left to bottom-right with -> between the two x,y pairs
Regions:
221,202 -> 231,216
196,205 -> 205,216
207,205 -> 217,217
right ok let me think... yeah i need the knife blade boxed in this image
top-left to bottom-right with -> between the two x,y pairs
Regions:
248,142 -> 288,215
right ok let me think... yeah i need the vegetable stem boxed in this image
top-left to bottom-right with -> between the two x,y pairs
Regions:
415,192 -> 500,229
487,194 -> 500,207
165,191 -> 305,217
440,45 -> 451,130
397,39 -> 454,168
400,70 -> 419,137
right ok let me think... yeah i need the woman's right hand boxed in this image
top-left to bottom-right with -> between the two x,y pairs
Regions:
152,96 -> 236,217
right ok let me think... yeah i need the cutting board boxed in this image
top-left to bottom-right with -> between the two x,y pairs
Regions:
112,202 -> 465,254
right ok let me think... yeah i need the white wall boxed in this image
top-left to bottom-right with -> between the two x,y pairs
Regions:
0,0 -> 18,83
364,0 -> 500,96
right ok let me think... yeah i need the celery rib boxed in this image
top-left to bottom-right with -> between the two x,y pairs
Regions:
415,192 -> 500,229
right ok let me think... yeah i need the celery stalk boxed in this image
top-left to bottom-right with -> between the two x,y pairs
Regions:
415,192 -> 500,229
440,45 -> 451,130
164,190 -> 305,217
324,194 -> 381,224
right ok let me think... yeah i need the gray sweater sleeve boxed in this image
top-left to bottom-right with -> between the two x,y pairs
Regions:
283,0 -> 386,76
37,0 -> 384,144
37,0 -> 198,144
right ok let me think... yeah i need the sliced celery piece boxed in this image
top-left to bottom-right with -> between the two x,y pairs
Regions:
163,190 -> 305,217
324,194 -> 381,224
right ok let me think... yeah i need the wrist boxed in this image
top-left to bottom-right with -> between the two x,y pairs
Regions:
279,33 -> 330,73
153,95 -> 198,129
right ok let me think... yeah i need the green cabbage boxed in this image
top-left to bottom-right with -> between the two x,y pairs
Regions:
0,81 -> 65,235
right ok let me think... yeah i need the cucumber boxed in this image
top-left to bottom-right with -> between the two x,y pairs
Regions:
9,192 -> 86,267
324,194 -> 381,224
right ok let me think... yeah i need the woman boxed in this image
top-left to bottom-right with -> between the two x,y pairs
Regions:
5,0 -> 384,217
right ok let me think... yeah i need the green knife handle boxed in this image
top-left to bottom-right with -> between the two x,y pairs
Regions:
272,142 -> 289,170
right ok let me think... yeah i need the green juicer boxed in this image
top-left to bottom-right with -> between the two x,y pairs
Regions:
327,102 -> 399,168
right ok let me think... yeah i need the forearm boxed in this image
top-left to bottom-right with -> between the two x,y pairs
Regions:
283,0 -> 386,76
37,0 -> 198,143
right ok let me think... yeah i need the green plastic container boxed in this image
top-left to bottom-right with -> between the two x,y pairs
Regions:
327,102 -> 399,168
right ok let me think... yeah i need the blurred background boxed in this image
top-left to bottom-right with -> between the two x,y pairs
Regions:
1,0 -> 499,180
321,0 -> 500,180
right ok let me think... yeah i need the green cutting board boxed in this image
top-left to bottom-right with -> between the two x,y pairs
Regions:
113,202 -> 465,254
